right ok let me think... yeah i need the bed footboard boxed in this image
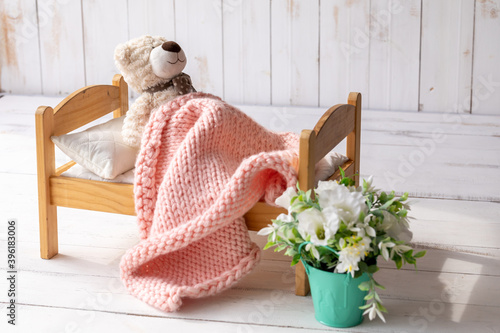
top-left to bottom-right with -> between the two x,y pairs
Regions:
294,92 -> 362,296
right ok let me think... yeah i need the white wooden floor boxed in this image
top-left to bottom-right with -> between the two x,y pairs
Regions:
0,95 -> 499,333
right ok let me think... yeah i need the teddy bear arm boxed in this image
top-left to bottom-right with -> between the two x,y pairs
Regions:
122,95 -> 154,148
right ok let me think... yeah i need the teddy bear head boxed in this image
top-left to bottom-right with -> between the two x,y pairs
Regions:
114,35 -> 187,93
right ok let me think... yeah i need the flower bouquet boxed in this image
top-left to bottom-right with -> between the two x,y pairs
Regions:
258,169 -> 425,326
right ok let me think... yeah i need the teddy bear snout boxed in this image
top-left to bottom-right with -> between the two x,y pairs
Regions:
149,39 -> 187,79
162,41 -> 181,53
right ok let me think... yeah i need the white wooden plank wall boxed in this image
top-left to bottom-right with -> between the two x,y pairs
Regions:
419,0 -> 474,113
38,0 -> 86,95
1,0 -> 500,115
368,0 -> 421,111
81,0 -> 129,88
175,0 -> 224,96
472,0 -> 500,115
0,0 -> 42,94
127,0 -> 176,38
223,0 -> 271,104
319,0 -> 371,108
271,0 -> 319,106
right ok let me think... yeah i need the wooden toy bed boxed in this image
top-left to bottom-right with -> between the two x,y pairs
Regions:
36,74 -> 361,297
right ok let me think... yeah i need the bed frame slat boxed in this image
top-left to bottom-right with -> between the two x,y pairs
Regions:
244,202 -> 287,231
325,159 -> 355,182
50,177 -> 135,216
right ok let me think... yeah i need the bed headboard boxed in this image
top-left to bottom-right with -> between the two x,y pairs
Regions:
38,74 -> 129,137
35,75 -> 129,220
35,75 -> 129,259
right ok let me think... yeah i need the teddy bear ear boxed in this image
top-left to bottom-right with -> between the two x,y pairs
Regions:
114,43 -> 131,66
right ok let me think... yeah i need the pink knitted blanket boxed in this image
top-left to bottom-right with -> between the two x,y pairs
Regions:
120,93 -> 299,311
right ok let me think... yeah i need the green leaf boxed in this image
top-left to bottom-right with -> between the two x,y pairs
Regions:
394,255 -> 403,269
354,270 -> 364,278
397,208 -> 408,217
305,189 -> 312,202
370,276 -> 386,290
366,264 -> 380,274
358,281 -> 371,291
376,302 -> 388,313
358,261 -> 368,272
339,166 -> 346,178
405,255 -> 416,265
275,244 -> 288,252
414,250 -> 426,258
284,247 -> 296,257
380,192 -> 387,203
359,303 -> 372,310
403,249 -> 414,259
263,241 -> 275,250
290,254 -> 301,266
379,198 -> 397,210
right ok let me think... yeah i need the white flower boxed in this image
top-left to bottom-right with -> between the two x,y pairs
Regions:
257,224 -> 277,241
316,180 -> 339,192
379,211 -> 413,242
363,303 -> 386,322
351,214 -> 376,238
378,240 -> 395,261
362,176 -> 379,194
316,184 -> 367,226
322,206 -> 341,235
366,225 -> 377,237
296,208 -> 330,246
275,187 -> 297,211
335,246 -> 361,277
339,237 -> 346,248
305,243 -> 321,260
276,213 -> 294,223
257,225 -> 274,236
357,236 -> 373,260
390,244 -> 413,258
335,236 -> 373,277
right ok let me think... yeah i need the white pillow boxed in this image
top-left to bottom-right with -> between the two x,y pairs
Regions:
51,116 -> 139,179
315,151 -> 349,185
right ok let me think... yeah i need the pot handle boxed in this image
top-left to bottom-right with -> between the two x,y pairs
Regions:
298,241 -> 339,257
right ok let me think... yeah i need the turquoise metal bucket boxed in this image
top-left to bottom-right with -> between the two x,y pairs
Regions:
298,241 -> 369,328
303,261 -> 369,327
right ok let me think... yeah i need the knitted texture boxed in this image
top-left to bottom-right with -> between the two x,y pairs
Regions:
120,92 -> 299,312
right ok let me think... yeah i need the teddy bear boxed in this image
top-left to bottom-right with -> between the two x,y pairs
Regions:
114,35 -> 196,148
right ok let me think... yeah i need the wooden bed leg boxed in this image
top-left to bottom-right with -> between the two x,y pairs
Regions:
295,261 -> 310,296
39,199 -> 58,260
36,106 -> 58,259
347,92 -> 362,186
